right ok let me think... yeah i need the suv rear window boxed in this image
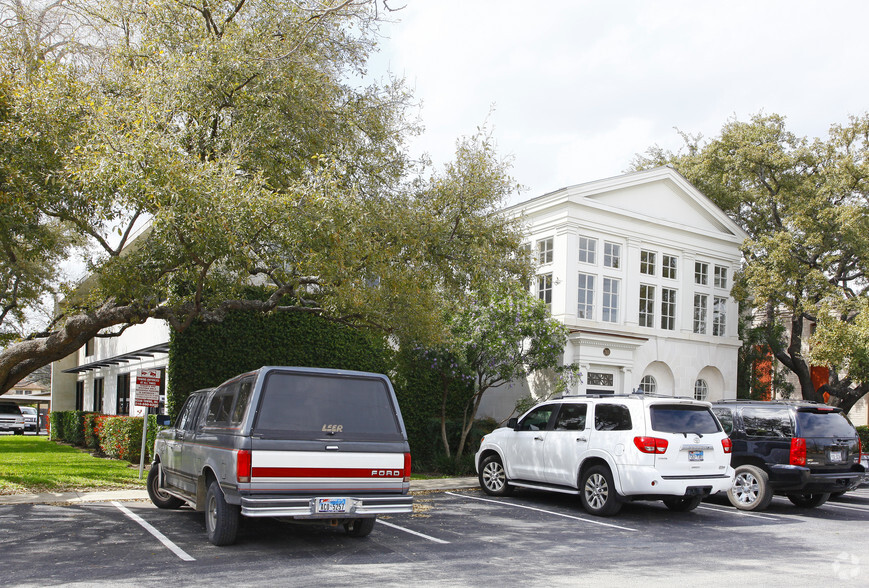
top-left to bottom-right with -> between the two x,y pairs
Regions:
650,405 -> 721,434
254,372 -> 403,441
741,407 -> 793,438
796,410 -> 857,438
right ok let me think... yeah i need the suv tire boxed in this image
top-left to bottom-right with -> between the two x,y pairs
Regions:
205,480 -> 240,546
344,517 -> 376,537
663,495 -> 703,512
580,465 -> 622,516
147,465 -> 184,510
728,464 -> 774,511
787,493 -> 830,508
479,455 -> 513,497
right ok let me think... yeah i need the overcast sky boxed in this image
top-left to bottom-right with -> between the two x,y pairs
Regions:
368,0 -> 869,202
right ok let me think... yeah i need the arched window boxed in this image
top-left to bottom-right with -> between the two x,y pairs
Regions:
694,379 -> 708,401
639,375 -> 657,394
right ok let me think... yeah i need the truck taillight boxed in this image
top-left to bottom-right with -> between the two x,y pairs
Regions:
633,436 -> 669,454
404,452 -> 411,482
237,449 -> 251,483
721,438 -> 732,454
790,437 -> 807,466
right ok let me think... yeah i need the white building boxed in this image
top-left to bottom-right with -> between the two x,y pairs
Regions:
479,167 -> 748,419
51,320 -> 169,416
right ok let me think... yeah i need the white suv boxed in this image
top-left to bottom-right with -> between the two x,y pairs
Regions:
475,395 -> 734,515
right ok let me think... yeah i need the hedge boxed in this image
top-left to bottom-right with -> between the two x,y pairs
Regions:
858,426 -> 869,453
49,411 -> 163,464
167,310 -> 391,421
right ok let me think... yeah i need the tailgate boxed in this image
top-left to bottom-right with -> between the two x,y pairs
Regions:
248,447 -> 409,494
648,403 -> 729,477
797,409 -> 861,471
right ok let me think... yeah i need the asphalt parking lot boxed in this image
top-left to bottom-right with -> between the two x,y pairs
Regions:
2,486 -> 868,587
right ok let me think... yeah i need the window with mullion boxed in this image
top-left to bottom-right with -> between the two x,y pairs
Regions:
577,273 -> 595,319
693,294 -> 708,334
660,288 -> 676,330
537,274 -> 553,312
712,296 -> 727,336
602,277 -> 620,323
640,250 -> 656,275
639,284 -> 655,328
579,237 -> 597,265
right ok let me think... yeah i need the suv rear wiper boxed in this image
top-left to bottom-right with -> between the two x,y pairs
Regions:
680,432 -> 704,438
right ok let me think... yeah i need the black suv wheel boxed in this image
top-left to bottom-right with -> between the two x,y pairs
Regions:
728,464 -> 774,511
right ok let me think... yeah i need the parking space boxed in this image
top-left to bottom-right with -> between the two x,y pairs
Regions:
3,487 -> 869,585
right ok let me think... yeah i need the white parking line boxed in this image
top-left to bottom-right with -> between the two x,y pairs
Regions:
822,502 -> 869,514
696,505 -> 780,520
112,502 -> 195,561
377,520 -> 450,544
445,492 -> 637,532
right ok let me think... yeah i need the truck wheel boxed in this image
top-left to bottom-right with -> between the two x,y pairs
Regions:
728,465 -> 774,511
205,480 -> 240,546
580,465 -> 622,516
479,455 -> 513,496
663,495 -> 703,512
147,464 -> 183,509
787,493 -> 830,508
344,517 -> 376,537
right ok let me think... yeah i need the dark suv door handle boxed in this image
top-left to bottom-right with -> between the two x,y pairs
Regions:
534,436 -> 544,441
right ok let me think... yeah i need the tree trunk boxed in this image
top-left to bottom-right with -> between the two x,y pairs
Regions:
439,374 -> 451,458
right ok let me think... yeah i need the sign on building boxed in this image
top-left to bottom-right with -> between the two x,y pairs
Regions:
135,369 -> 161,408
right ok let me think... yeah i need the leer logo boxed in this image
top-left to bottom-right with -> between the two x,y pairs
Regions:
371,470 -> 402,477
322,424 -> 343,433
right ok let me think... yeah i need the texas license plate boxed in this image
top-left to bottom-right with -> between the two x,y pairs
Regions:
829,451 -> 843,462
316,498 -> 347,513
688,450 -> 704,462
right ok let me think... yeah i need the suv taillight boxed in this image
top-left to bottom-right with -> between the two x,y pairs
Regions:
237,449 -> 251,483
790,437 -> 807,466
721,438 -> 732,454
404,452 -> 412,482
634,436 -> 669,454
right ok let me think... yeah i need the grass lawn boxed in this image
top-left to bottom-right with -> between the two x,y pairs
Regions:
0,435 -> 145,495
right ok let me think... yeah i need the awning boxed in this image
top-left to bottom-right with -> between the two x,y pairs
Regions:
62,342 -> 170,374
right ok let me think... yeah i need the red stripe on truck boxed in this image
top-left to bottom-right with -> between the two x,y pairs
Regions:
252,467 -> 404,479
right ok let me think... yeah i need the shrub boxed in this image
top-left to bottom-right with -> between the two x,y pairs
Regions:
99,417 -> 143,462
857,426 -> 869,453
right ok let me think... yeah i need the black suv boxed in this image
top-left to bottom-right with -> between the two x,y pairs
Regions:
711,401 -> 864,511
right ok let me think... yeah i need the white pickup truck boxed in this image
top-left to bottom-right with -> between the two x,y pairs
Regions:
148,366 -> 413,545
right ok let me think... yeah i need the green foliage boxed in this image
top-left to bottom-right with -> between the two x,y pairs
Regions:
99,417 -> 144,462
168,310 -> 391,419
49,411 -> 160,463
856,426 -> 869,452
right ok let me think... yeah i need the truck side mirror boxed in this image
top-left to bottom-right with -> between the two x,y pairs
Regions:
507,417 -> 519,430
156,415 -> 171,427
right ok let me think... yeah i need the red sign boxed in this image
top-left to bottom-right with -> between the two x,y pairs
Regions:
135,369 -> 161,408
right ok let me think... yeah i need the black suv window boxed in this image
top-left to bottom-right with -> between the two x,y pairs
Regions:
796,409 -> 857,438
554,404 -> 587,431
740,407 -> 793,438
650,405 -> 721,434
712,407 -> 734,434
518,405 -> 555,431
254,372 -> 403,440
594,404 -> 632,431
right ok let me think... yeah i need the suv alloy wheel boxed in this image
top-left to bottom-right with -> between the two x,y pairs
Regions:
728,464 -> 774,511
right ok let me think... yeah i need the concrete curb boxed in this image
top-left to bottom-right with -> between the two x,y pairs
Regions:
0,477 -> 480,505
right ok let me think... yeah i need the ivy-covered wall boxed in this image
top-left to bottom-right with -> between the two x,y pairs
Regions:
167,311 -> 391,419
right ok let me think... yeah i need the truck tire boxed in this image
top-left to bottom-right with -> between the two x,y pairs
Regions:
344,517 -> 376,537
147,464 -> 183,509
205,480 -> 240,546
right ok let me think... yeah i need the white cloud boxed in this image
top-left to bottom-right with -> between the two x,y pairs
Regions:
371,0 -> 869,199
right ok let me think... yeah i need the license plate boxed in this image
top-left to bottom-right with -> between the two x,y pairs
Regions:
829,451 -> 843,462
316,498 -> 348,514
688,450 -> 704,462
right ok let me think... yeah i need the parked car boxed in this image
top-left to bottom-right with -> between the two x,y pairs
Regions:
0,401 -> 24,435
711,400 -> 865,511
475,394 -> 734,516
148,367 -> 413,545
19,406 -> 38,432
